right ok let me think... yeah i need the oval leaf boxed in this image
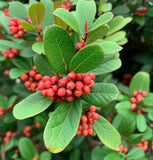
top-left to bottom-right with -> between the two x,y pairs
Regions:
69,44 -> 104,73
44,25 -> 76,74
93,115 -> 121,151
44,99 -> 82,153
29,2 -> 46,25
9,68 -> 29,79
21,22 -> 38,32
81,83 -> 119,106
32,41 -> 44,54
136,114 -> 147,132
13,91 -> 52,120
143,92 -> 153,107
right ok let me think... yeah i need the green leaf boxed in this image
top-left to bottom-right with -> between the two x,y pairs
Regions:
101,3 -> 112,12
126,147 -> 144,159
0,16 -> 11,34
29,2 -> 46,25
93,115 -> 121,151
44,25 -> 76,74
128,134 -> 143,144
148,111 -> 153,121
113,5 -> 130,15
86,25 -> 110,44
106,16 -> 132,36
143,93 -> 153,107
21,22 -> 38,32
95,40 -> 122,55
69,44 -> 104,73
142,127 -> 152,140
32,41 -> 44,54
13,91 -> 52,120
18,138 -> 38,160
89,12 -> 113,32
9,68 -> 29,79
105,31 -> 126,42
9,2 -> 28,20
76,0 -> 96,36
81,83 -> 119,106
53,8 -> 80,34
34,54 -> 56,77
136,114 -> 147,132
20,48 -> 35,58
91,54 -> 121,75
44,99 -> 82,153
133,15 -> 145,26
40,151 -> 52,160
69,148 -> 80,160
104,153 -> 122,160
41,0 -> 54,29
130,71 -> 150,93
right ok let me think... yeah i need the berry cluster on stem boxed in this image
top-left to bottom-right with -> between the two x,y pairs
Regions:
3,131 -> 16,145
136,7 -> 148,16
9,17 -> 27,38
2,48 -> 19,58
119,145 -> 128,154
130,90 -> 147,113
21,66 -> 42,92
77,105 -> 99,136
38,72 -> 95,102
133,139 -> 148,151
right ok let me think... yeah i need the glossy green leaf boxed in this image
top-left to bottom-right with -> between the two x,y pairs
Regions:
9,2 -> 28,20
32,41 -> 44,54
40,151 -> 52,160
44,99 -> 82,153
18,138 -> 38,160
126,147 -> 144,159
76,0 -> 96,36
69,44 -> 104,73
41,0 -> 54,29
29,2 -> 46,25
143,93 -> 153,107
106,16 -> 132,36
89,12 -> 113,32
53,8 -> 80,34
13,91 -> 52,120
34,54 -> 56,76
44,25 -> 76,74
21,22 -> 38,32
81,83 -> 119,106
9,68 -> 29,79
130,71 -> 150,93
136,114 -> 147,132
95,40 -> 122,55
86,25 -> 110,44
105,31 -> 126,42
91,54 -> 121,75
93,115 -> 121,151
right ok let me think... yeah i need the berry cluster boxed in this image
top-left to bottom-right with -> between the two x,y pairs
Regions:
0,107 -> 4,116
2,48 -> 19,58
133,139 -> 148,151
38,72 -> 95,102
3,8 -> 10,17
21,66 -> 42,92
136,7 -> 148,16
130,90 -> 147,111
119,145 -> 128,154
3,131 -> 16,145
9,17 -> 27,38
60,2 -> 71,11
77,105 -> 99,136
23,122 -> 41,137
75,42 -> 86,51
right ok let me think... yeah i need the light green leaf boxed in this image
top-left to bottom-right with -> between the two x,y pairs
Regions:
101,3 -> 112,12
32,41 -> 44,54
136,114 -> 147,132
21,22 -> 38,32
9,68 -> 29,79
40,151 -> 52,160
126,147 -> 144,159
143,93 -> 153,107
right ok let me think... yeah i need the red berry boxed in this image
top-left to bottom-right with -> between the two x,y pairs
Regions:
136,94 -> 143,102
38,81 -> 45,90
51,75 -> 58,84
76,130 -> 82,136
34,74 -> 42,81
29,70 -> 36,77
35,122 -> 41,129
45,80 -> 52,89
36,37 -> 41,42
82,124 -> 88,130
66,81 -> 75,90
47,88 -> 55,97
42,76 -> 50,81
11,48 -> 19,54
88,80 -> 95,88
88,128 -> 94,135
83,76 -> 91,85
82,130 -> 88,136
57,88 -> 66,97
83,85 -> 90,94
78,125 -> 83,131
11,27 -> 18,34
85,72 -> 96,80
58,78 -> 67,87
76,73 -> 83,81
133,90 -> 138,96
130,97 -> 137,103
41,89 -> 48,96
66,89 -> 73,96
141,91 -> 147,97
24,81 -> 31,87
18,30 -> 24,37
89,105 -> 97,112
92,112 -> 99,120
38,25 -> 43,32
81,115 -> 87,123
21,74 -> 29,81
74,90 -> 83,97
52,85 -> 59,92
130,103 -> 136,110
75,81 -> 83,90
30,82 -> 37,89
6,131 -> 12,137
75,43 -> 83,50
68,72 -> 76,80
65,96 -> 74,102
32,157 -> 38,160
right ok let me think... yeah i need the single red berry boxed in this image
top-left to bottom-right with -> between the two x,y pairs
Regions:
38,81 -> 45,90
83,85 -> 90,94
75,81 -> 84,90
41,89 -> 48,96
85,72 -> 96,80
82,130 -> 88,136
57,88 -> 66,97
130,103 -> 136,110
92,112 -> 99,120
67,72 -> 76,80
88,128 -> 94,135
45,80 -> 52,89
11,27 -> 18,34
141,91 -> 147,97
24,81 -> 31,87
78,125 -> 83,131
74,90 -> 83,97
34,74 -> 42,81
82,124 -> 88,130
89,105 -> 97,112
51,75 -> 58,84
65,96 -> 74,102
58,78 -> 67,87
35,122 -> 41,129
47,88 -> 55,97
32,157 -> 38,160
88,118 -> 95,124
42,76 -> 50,81
87,112 -> 93,118
66,89 -> 73,96
30,82 -> 37,89
9,53 -> 15,58
52,85 -> 59,92
6,131 -> 12,137
36,37 -> 41,42
83,76 -> 91,85
29,70 -> 36,77
76,130 -> 82,136
130,97 -> 137,103
81,115 -> 87,123
11,48 -> 19,55
88,80 -> 95,88
18,30 -> 24,37
21,74 -> 29,81
66,81 -> 75,90
136,94 -> 143,102
76,73 -> 83,81
133,90 -> 138,96
38,25 -> 43,32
